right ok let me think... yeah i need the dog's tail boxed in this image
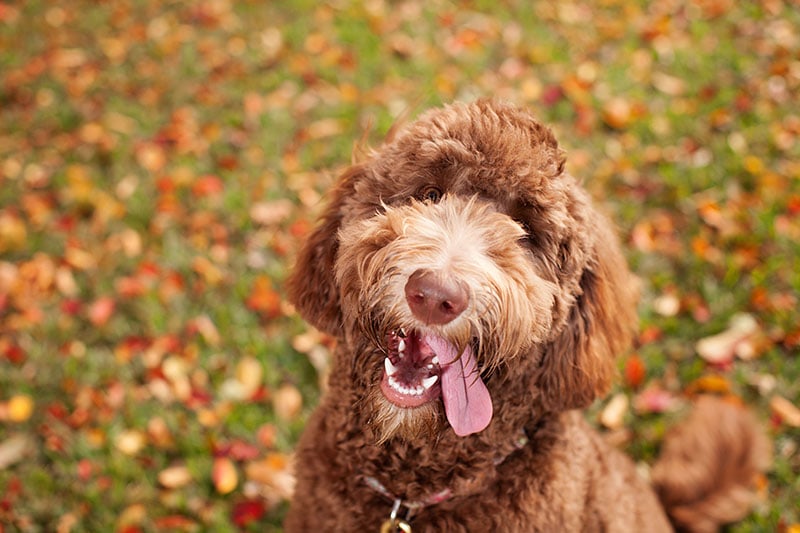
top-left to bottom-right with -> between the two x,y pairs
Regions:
651,395 -> 771,533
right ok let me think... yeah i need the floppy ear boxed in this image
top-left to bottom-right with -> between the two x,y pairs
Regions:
286,164 -> 364,335
536,211 -> 639,412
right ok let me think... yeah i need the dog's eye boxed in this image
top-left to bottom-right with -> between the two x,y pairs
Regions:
419,186 -> 442,203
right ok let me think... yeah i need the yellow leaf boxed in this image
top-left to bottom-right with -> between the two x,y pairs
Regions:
599,393 -> 628,430
158,465 -> 193,489
7,394 -> 34,422
213,457 -> 238,494
115,429 -> 146,455
770,396 -> 800,428
0,211 -> 27,253
273,384 -> 303,422
236,356 -> 263,398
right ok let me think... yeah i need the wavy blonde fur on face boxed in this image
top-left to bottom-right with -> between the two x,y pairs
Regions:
335,195 -> 558,441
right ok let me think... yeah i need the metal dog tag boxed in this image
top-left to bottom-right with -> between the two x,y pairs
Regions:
380,518 -> 412,533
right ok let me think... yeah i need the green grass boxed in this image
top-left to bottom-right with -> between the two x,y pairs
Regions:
0,0 -> 798,530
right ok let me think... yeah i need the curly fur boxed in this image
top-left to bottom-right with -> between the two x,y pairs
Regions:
285,100 -> 769,532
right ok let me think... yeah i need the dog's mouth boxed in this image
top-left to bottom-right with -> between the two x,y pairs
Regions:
380,328 -> 493,436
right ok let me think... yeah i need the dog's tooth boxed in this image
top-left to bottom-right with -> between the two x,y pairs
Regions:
421,375 -> 438,389
398,338 -> 406,353
432,356 -> 439,365
384,358 -> 398,377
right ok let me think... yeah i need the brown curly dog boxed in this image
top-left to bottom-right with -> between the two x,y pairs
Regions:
285,100 -> 769,532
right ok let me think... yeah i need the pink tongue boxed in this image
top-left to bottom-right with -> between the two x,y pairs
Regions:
425,335 -> 493,436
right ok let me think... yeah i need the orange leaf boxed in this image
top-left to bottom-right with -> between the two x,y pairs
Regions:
246,276 -> 281,317
770,396 -> 800,428
87,297 -> 115,326
192,175 -> 224,197
623,354 -> 646,389
686,374 -> 732,395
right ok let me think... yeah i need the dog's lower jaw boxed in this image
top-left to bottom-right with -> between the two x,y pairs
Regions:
368,388 -> 443,444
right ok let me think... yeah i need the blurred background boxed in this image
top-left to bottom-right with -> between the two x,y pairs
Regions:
0,0 -> 798,531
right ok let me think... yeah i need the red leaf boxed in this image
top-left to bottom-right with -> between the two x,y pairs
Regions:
217,439 -> 261,461
541,85 -> 563,106
3,343 -> 26,365
77,459 -> 94,481
232,499 -> 266,527
153,515 -> 197,529
61,298 -> 82,316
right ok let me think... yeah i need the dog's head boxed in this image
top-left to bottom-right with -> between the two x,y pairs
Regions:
288,100 -> 637,442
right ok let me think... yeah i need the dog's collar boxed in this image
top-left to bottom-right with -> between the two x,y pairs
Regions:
363,428 -> 530,527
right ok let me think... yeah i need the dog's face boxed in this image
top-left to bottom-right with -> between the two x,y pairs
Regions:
288,100 -> 637,443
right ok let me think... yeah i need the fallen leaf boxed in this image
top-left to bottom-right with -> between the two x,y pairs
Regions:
212,456 -> 238,494
115,429 -> 146,455
231,499 -> 267,528
158,464 -> 193,489
273,384 -> 302,421
0,433 -> 33,468
623,354 -> 646,389
147,416 -> 175,448
245,452 -> 295,499
191,175 -> 224,197
633,387 -> 677,414
696,313 -> 760,364
235,356 -> 263,398
652,293 -> 680,317
0,211 -> 27,253
250,199 -> 293,226
7,394 -> 34,422
246,276 -> 281,317
602,97 -> 633,129
686,374 -> 732,395
600,393 -> 629,430
192,314 -> 221,346
770,396 -> 800,427
88,297 -> 116,327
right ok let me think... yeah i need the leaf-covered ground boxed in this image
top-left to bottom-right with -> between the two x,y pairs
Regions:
1,1 -> 798,531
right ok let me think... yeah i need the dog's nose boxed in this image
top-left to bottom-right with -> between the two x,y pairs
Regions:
404,270 -> 468,325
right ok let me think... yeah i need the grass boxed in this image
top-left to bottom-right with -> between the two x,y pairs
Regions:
0,0 -> 798,530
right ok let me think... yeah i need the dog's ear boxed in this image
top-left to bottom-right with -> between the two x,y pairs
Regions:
286,164 -> 364,335
536,212 -> 638,412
